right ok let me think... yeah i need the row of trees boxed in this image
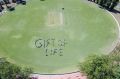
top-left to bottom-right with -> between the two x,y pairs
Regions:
88,0 -> 119,10
0,58 -> 33,79
79,53 -> 120,79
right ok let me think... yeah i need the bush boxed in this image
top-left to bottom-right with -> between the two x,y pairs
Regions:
0,58 -> 33,79
79,54 -> 119,79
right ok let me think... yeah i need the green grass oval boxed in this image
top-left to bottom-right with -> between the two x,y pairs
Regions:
0,0 -> 119,74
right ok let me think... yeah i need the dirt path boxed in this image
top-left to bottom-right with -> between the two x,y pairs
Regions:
111,12 -> 120,24
110,11 -> 120,53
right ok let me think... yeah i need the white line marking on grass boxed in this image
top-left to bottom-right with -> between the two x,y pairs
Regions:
60,12 -> 63,25
107,11 -> 120,39
106,10 -> 120,52
11,34 -> 22,39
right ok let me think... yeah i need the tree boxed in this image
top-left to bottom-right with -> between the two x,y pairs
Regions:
110,53 -> 120,79
79,55 -> 114,79
113,65 -> 120,79
105,0 -> 112,9
99,0 -> 107,6
109,0 -> 119,10
0,58 -> 33,79
89,0 -> 119,10
79,53 -> 120,79
18,67 -> 33,79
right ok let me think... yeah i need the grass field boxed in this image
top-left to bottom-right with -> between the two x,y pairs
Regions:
0,0 -> 119,74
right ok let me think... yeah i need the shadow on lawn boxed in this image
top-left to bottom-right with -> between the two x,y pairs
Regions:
110,9 -> 120,14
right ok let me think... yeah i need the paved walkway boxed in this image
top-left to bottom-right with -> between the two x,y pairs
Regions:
30,71 -> 87,79
111,11 -> 120,26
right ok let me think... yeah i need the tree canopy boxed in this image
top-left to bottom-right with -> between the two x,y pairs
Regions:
0,58 -> 33,79
79,54 -> 120,79
88,0 -> 119,10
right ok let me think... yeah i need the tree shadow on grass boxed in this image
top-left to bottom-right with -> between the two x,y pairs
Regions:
98,5 -> 120,14
109,9 -> 120,14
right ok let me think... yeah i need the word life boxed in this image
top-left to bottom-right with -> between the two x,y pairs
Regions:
35,38 -> 68,56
